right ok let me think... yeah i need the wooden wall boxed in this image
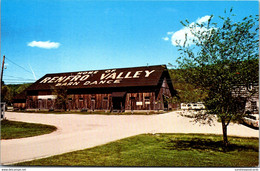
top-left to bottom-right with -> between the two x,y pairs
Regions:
13,103 -> 26,110
24,77 -> 176,111
26,90 -> 173,111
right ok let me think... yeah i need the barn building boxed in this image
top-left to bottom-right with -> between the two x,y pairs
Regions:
15,65 -> 177,112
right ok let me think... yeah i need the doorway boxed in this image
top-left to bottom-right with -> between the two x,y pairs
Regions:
112,97 -> 124,110
163,94 -> 169,111
111,92 -> 126,112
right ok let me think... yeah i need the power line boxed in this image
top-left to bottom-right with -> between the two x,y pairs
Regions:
3,74 -> 35,80
4,78 -> 35,81
5,57 -> 36,75
4,80 -> 34,84
5,81 -> 33,85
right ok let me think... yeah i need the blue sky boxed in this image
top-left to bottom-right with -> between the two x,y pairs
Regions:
1,0 -> 259,84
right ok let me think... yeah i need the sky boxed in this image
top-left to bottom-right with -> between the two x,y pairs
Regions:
1,0 -> 259,84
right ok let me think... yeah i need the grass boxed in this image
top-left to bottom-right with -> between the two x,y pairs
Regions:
14,133 -> 259,167
1,120 -> 57,140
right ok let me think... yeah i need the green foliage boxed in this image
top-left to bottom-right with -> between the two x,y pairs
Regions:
15,134 -> 259,166
52,87 -> 68,111
1,120 -> 57,139
1,85 -> 13,105
169,69 -> 208,103
1,83 -> 31,105
176,9 -> 259,146
15,83 -> 31,95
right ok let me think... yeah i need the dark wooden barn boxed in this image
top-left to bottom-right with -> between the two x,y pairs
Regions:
16,65 -> 177,112
13,91 -> 27,110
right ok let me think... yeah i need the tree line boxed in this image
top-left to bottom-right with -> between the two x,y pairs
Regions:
1,83 -> 32,105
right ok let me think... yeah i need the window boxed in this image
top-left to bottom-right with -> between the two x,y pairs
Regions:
103,97 -> 108,101
145,96 -> 150,102
79,98 -> 83,101
145,97 -> 150,105
91,97 -> 95,101
130,97 -> 135,100
68,98 -> 72,101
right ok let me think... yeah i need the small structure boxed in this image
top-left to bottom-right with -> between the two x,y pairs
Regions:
232,83 -> 259,114
15,65 -> 177,112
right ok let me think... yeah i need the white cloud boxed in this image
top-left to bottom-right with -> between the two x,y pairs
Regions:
196,15 -> 211,24
162,37 -> 169,41
165,15 -> 213,46
27,41 -> 60,49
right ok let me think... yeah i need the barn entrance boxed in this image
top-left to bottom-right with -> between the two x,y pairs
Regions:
111,92 -> 126,112
163,94 -> 169,111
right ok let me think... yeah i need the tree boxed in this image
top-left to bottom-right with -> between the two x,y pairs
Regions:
176,9 -> 259,147
169,69 -> 208,103
53,87 -> 68,111
15,83 -> 32,95
1,83 -> 32,106
1,85 -> 13,105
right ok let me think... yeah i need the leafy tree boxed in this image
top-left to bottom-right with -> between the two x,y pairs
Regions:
53,87 -> 68,111
1,85 -> 14,105
169,69 -> 207,103
176,9 -> 259,147
1,83 -> 32,106
15,83 -> 32,95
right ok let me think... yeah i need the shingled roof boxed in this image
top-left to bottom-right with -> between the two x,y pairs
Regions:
26,65 -> 172,91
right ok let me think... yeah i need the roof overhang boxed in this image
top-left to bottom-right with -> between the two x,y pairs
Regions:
111,91 -> 126,97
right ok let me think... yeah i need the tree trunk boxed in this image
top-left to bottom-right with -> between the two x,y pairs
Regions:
221,118 -> 228,148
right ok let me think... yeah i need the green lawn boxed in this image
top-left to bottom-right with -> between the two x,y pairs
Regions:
15,133 -> 259,167
1,120 -> 57,139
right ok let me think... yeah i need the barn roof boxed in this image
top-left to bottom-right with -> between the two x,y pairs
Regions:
26,65 -> 172,91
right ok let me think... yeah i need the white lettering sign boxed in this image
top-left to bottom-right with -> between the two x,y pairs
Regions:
40,69 -> 156,87
38,95 -> 57,99
133,71 -> 142,78
136,102 -> 143,106
145,70 -> 155,77
40,77 -> 51,83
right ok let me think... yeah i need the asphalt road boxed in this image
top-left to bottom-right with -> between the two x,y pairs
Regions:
1,111 -> 258,165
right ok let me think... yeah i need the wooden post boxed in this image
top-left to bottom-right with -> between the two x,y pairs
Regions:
0,55 -> 5,85
0,55 -> 5,115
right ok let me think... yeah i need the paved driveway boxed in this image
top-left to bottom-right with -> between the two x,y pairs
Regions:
1,111 -> 258,165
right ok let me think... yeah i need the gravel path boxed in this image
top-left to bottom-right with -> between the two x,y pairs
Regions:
1,111 -> 258,165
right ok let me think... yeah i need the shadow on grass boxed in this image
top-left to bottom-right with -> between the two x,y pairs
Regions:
164,138 -> 258,152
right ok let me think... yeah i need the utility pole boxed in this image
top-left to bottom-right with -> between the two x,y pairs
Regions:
1,55 -> 5,84
1,55 -> 5,119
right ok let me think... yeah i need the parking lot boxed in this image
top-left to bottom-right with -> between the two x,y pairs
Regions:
1,111 -> 258,165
